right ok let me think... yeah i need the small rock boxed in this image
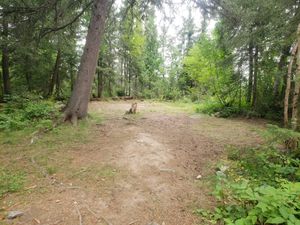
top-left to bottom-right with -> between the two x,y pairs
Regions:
7,211 -> 24,219
196,174 -> 202,179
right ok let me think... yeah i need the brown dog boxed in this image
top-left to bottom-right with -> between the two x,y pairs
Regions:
126,102 -> 137,114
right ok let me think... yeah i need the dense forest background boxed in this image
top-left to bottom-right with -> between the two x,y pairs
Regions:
1,0 -> 300,127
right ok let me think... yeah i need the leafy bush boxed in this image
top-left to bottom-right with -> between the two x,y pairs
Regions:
0,168 -> 25,198
257,124 -> 300,161
195,99 -> 222,114
228,147 -> 300,185
198,179 -> 300,225
0,94 -> 60,131
116,89 -> 126,97
198,145 -> 300,224
195,99 -> 241,118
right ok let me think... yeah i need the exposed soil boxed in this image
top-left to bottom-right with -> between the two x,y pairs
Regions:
0,101 -> 264,225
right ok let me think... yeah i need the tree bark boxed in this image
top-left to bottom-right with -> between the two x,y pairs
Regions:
273,47 -> 289,100
108,78 -> 112,96
284,43 -> 298,127
120,58 -> 124,89
24,54 -> 33,91
97,69 -> 104,98
70,65 -> 74,92
25,71 -> 32,92
247,43 -> 254,104
64,0 -> 110,123
128,60 -> 131,97
252,45 -> 258,108
291,24 -> 300,130
2,17 -> 11,95
48,49 -> 62,97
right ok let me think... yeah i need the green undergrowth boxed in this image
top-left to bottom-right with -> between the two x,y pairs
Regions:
197,125 -> 300,225
0,94 -> 61,131
0,168 -> 25,199
194,98 -> 281,120
1,109 -> 103,147
159,101 -> 198,114
0,110 -> 103,197
195,99 -> 244,118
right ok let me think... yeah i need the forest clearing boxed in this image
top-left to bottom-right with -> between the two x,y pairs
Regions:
0,101 -> 264,225
1,0 -> 300,224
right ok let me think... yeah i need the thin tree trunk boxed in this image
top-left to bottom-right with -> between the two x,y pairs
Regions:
273,47 -> 289,100
237,56 -> 243,110
48,49 -> 62,97
124,58 -> 128,95
252,46 -> 258,108
247,43 -> 254,104
134,72 -> 138,97
55,49 -> 62,99
97,70 -> 103,98
128,59 -> 131,96
120,58 -> 124,89
64,0 -> 110,123
25,72 -> 32,92
284,43 -> 298,127
2,17 -> 11,95
291,24 -> 300,130
108,78 -> 112,96
25,54 -> 33,91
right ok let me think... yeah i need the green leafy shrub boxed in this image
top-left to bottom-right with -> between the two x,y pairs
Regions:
258,124 -> 300,161
116,89 -> 126,97
263,125 -> 300,150
0,94 -> 60,131
196,99 -> 241,118
198,145 -> 300,225
0,168 -> 25,198
198,179 -> 300,225
195,99 -> 222,114
228,147 -> 300,185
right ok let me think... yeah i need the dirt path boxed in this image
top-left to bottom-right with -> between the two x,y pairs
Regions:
1,101 -> 263,225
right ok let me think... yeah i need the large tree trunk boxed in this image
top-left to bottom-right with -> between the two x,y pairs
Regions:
2,17 -> 11,96
284,43 -> 298,127
291,24 -> 300,130
247,43 -> 254,104
64,0 -> 110,123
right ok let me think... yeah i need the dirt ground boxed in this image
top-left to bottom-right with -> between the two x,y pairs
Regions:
0,101 -> 263,225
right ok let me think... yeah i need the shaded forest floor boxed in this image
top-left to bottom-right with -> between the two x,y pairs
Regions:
0,101 -> 264,225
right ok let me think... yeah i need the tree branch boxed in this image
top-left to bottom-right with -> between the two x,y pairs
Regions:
39,1 -> 93,38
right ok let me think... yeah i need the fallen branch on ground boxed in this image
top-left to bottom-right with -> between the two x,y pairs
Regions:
74,202 -> 83,225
